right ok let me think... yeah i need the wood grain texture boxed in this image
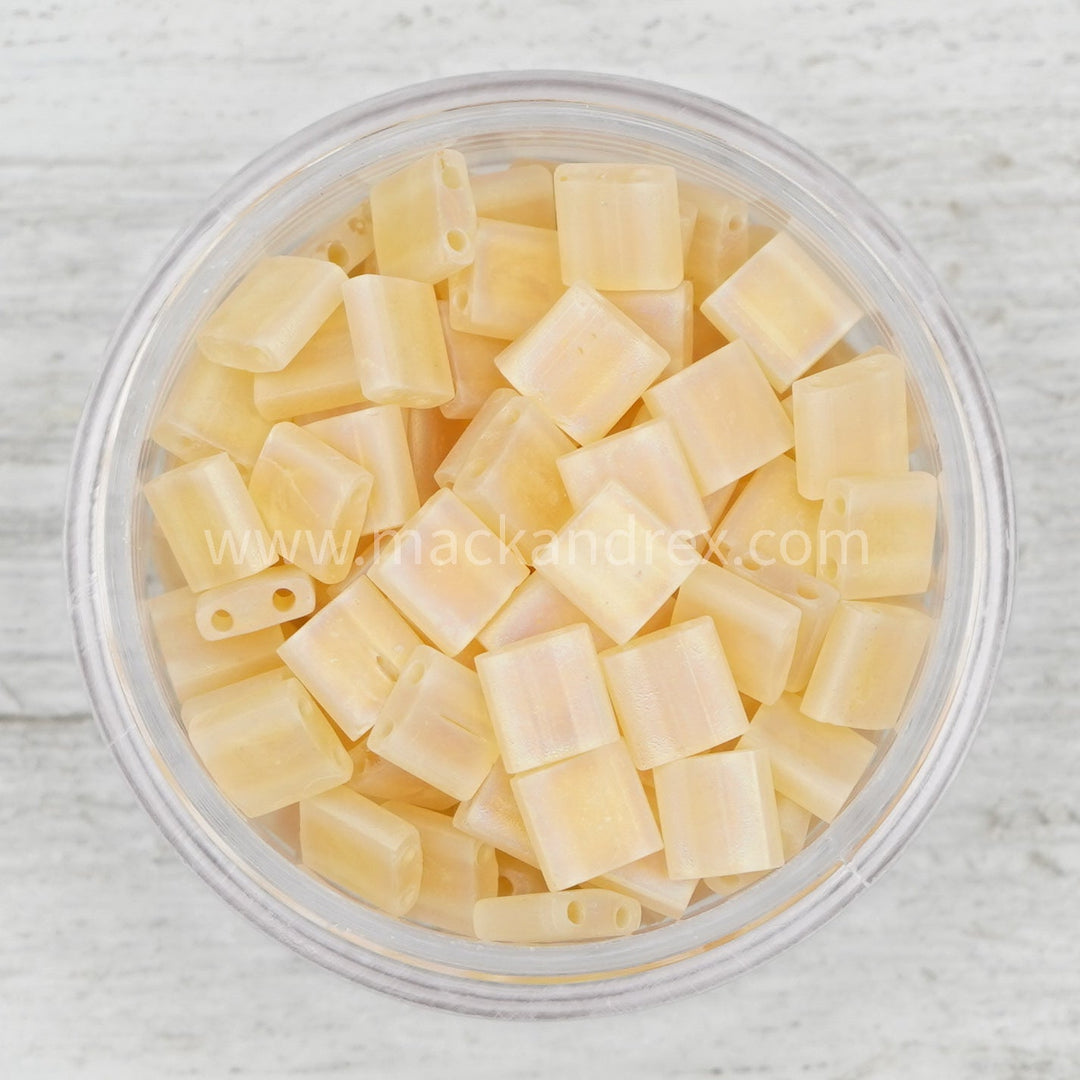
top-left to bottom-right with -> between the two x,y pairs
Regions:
1,0 -> 1078,1075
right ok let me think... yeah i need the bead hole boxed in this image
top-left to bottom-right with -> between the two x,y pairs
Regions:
440,164 -> 463,189
404,663 -> 425,685
566,900 -> 585,925
452,288 -> 469,310
325,242 -> 350,268
445,229 -> 468,253
614,905 -> 631,930
211,609 -> 233,632
272,587 -> 295,612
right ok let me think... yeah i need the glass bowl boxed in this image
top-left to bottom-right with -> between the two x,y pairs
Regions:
65,71 -> 1015,1018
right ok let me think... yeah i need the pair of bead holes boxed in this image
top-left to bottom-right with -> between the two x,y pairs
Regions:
564,900 -> 632,930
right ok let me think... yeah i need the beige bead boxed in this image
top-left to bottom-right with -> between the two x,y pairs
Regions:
368,489 -> 528,656
184,670 -> 352,818
304,405 -> 420,533
495,283 -> 670,444
603,282 -> 693,378
700,232 -> 863,392
295,201 -> 374,272
672,562 -> 800,705
802,601 -> 932,730
556,417 -> 709,538
451,394 -> 575,564
452,759 -> 537,865
248,422 -> 372,584
345,741 -> 457,812
644,340 -> 794,495
706,793 -> 812,896
384,803 -> 498,935
252,306 -> 367,423
278,575 -> 422,741
600,616 -> 748,770
447,218 -> 564,340
730,559 -> 839,694
496,854 -> 548,896
553,163 -> 683,290
590,850 -> 698,919
474,888 -> 641,943
511,740 -> 661,890
299,786 -> 422,915
792,352 -> 910,499
471,163 -> 556,229
405,407 -> 469,503
196,256 -> 347,373
817,472 -> 938,599
702,482 -> 738,534
432,387 -> 520,489
193,564 -> 315,640
476,572 -> 614,653
152,354 -> 271,467
148,586 -> 284,701
535,482 -> 701,645
342,275 -> 454,408
476,623 -> 618,774
436,301 -> 510,419
654,749 -> 783,879
144,453 -> 273,592
679,182 -> 751,304
370,148 -> 477,284
737,693 -> 876,820
368,646 -> 498,801
691,306 -> 728,362
679,199 -> 699,260
714,454 -> 820,571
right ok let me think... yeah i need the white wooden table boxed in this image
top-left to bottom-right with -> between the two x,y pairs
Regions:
2,0 -> 1078,1075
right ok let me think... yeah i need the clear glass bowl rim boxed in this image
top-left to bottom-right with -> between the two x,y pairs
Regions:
64,70 -> 1015,1018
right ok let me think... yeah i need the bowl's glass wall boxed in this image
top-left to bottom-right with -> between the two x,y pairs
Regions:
66,72 -> 1013,1017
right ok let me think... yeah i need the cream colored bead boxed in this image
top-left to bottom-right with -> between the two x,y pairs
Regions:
556,417 -> 709,538
194,564 -> 315,640
304,405 -> 420,534
476,623 -> 618,774
553,163 -> 683,290
384,803 -> 498,935
152,354 -> 271,467
452,760 -> 537,865
150,521 -> 188,591
817,473 -> 938,599
600,616 -> 748,770
511,740 -> 661,890
368,489 -> 528,656
737,693 -> 876,820
644,340 -> 794,494
471,164 -> 556,229
705,793 -> 812,896
345,741 -> 455,810
436,301 -> 510,419
802,601 -> 932,730
474,888 -> 640,943
299,786 -> 421,915
447,218 -> 563,340
702,482 -> 738,533
432,387 -> 520,489
496,854 -> 548,896
184,670 -> 352,818
295,201 -> 374,272
590,850 -> 698,919
252,306 -> 367,423
405,407 -> 469,502
495,282 -> 670,444
248,422 -> 372,584
679,199 -> 699,260
535,482 -> 701,645
148,586 -> 284,701
713,454 -> 820,570
476,572 -> 614,653
672,562 -> 800,705
654,749 -> 783,879
692,306 -> 728,362
679,182 -> 751,305
730,560 -> 840,694
278,576 -> 422,741
792,351 -> 910,499
370,148 -> 477,284
700,232 -> 863,392
342,275 -> 454,408
144,453 -> 273,592
603,282 -> 693,378
196,256 -> 347,373
452,395 -> 575,564
368,646 -> 498,801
